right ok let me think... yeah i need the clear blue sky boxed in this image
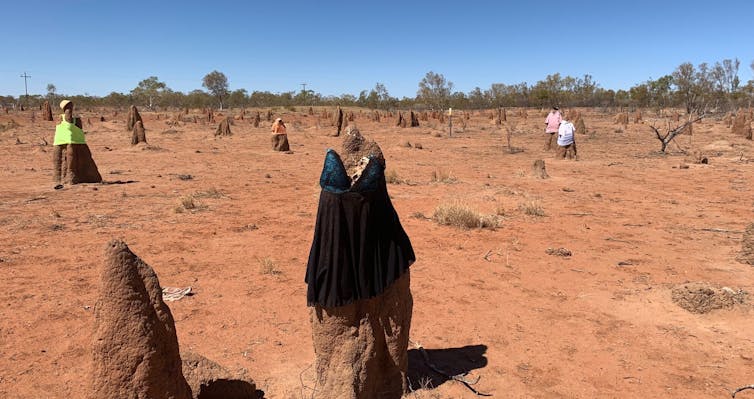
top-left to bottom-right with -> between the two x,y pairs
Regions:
1,0 -> 752,98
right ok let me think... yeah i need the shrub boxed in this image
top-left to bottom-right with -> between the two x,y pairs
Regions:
433,202 -> 499,229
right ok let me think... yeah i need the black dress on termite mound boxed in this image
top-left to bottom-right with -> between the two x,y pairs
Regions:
305,149 -> 415,307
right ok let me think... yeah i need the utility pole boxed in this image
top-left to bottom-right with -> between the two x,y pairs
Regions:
300,83 -> 307,93
20,72 -> 31,103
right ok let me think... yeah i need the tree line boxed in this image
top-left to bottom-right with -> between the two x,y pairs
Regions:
3,59 -> 753,112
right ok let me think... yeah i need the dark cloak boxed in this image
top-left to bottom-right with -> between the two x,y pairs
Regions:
305,149 -> 415,307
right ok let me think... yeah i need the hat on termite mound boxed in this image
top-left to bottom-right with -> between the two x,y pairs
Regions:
91,240 -> 191,399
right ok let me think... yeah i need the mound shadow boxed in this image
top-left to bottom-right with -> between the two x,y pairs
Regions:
406,344 -> 488,390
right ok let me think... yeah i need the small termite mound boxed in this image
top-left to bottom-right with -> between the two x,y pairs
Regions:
532,159 -> 549,179
131,121 -> 147,145
215,117 -> 232,136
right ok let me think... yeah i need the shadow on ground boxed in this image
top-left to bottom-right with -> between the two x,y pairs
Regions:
406,344 -> 488,391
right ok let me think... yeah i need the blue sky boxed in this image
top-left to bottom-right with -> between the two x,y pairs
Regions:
1,0 -> 752,98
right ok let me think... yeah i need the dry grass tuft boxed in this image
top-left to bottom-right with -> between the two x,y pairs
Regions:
174,194 -> 207,213
386,169 -> 405,185
193,187 -> 226,199
258,257 -> 282,275
430,168 -> 457,183
519,199 -> 545,216
433,202 -> 499,229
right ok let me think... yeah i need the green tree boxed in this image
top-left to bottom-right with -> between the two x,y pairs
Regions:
227,89 -> 248,108
417,71 -> 454,109
131,76 -> 167,109
202,71 -> 229,109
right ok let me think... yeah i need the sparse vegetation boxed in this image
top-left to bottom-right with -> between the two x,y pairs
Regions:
193,187 -> 225,199
258,257 -> 281,275
386,169 -> 405,184
174,194 -> 206,213
430,168 -> 457,183
433,202 -> 499,229
519,199 -> 545,216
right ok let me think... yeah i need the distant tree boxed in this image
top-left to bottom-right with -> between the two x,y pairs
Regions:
102,91 -> 130,107
131,76 -> 167,109
417,71 -> 454,109
46,84 -> 56,101
671,63 -> 695,114
227,89 -> 248,108
202,71 -> 229,109
186,89 -> 213,109
468,87 -> 488,108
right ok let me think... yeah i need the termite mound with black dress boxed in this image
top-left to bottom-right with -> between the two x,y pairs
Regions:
305,127 -> 415,399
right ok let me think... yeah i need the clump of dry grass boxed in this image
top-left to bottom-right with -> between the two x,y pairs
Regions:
258,257 -> 281,275
518,199 -> 545,216
430,168 -> 457,183
433,202 -> 499,229
174,194 -> 206,213
193,187 -> 225,199
386,169 -> 404,184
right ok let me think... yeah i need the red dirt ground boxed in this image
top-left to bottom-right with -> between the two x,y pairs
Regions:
1,107 -> 753,398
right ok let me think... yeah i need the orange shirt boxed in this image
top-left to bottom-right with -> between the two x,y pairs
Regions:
272,122 -> 286,134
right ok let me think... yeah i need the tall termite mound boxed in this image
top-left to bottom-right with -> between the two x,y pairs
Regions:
396,112 -> 406,128
309,127 -> 411,399
127,105 -> 143,131
91,240 -> 192,399
42,101 -> 53,121
131,121 -> 147,145
409,110 -> 419,127
334,106 -> 344,136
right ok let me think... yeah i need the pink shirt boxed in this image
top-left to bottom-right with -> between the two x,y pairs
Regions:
545,111 -> 561,133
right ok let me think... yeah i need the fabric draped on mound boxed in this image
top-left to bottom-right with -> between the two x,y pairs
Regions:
306,149 -> 415,307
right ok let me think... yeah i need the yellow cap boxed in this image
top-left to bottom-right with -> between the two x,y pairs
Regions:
59,100 -> 71,110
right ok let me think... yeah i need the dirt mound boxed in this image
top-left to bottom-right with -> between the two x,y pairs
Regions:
92,240 -> 191,399
334,106 -> 344,136
181,352 -> 257,399
671,282 -> 746,314
737,223 -> 754,265
215,117 -> 232,136
532,159 -> 549,179
310,272 -> 412,399
131,120 -> 147,145
42,101 -> 53,121
57,144 -> 102,184
575,117 -> 586,135
271,133 -> 290,151
127,105 -> 143,131
409,110 -> 420,127
614,113 -> 629,125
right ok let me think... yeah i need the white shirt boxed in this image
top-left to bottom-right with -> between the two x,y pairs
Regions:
557,121 -> 575,146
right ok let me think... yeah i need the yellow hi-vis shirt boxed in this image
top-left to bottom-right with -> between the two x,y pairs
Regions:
53,114 -> 86,145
